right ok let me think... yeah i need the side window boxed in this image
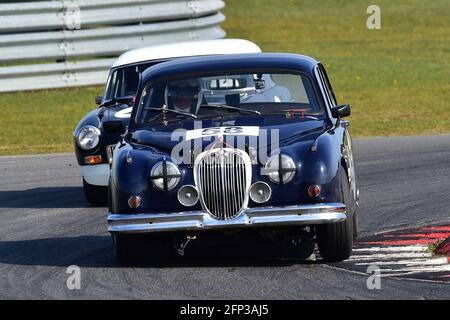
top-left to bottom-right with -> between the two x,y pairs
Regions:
105,71 -> 118,100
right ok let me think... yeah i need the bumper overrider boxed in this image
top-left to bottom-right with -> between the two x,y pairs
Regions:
107,203 -> 346,234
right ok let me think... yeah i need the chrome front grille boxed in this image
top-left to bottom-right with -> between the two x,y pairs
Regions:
194,148 -> 251,220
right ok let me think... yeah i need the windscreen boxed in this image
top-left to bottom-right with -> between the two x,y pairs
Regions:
135,72 -> 323,124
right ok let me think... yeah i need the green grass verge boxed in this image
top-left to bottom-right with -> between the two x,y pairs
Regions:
0,87 -> 103,155
0,0 -> 449,155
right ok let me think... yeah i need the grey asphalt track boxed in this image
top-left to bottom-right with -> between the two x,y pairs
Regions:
0,135 -> 449,299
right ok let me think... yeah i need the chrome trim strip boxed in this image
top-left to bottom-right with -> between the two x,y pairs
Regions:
108,203 -> 346,234
106,144 -> 117,164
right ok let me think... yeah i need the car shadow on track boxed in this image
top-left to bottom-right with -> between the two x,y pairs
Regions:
0,235 -> 323,269
0,187 -> 89,208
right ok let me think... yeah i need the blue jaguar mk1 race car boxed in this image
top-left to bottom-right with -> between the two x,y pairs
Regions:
107,53 -> 359,263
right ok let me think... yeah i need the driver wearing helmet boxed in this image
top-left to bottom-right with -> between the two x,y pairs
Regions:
165,79 -> 203,114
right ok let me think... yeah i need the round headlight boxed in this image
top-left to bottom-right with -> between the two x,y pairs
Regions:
264,154 -> 296,184
77,125 -> 100,151
150,160 -> 181,191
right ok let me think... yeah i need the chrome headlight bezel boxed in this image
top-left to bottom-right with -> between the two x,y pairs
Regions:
150,160 -> 182,191
76,125 -> 101,151
264,154 -> 297,185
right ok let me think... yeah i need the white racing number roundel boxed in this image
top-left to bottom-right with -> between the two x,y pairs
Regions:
185,126 -> 260,141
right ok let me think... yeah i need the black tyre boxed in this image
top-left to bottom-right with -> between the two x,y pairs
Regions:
111,233 -> 138,265
317,166 -> 355,262
353,207 -> 358,240
107,179 -> 113,213
83,178 -> 107,207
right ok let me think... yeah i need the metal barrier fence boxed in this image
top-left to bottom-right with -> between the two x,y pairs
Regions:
0,0 -> 226,93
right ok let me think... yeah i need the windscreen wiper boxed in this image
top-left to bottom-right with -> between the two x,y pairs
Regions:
144,107 -> 197,119
199,104 -> 261,115
100,97 -> 134,108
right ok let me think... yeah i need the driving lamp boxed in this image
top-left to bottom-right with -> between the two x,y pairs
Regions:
249,182 -> 272,203
177,185 -> 199,207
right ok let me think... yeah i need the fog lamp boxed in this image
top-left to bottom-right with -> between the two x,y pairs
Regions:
177,185 -> 199,207
249,181 -> 272,204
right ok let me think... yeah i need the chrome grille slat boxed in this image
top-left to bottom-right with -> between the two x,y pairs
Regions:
231,154 -> 237,213
236,156 -> 241,212
215,161 -> 219,217
194,148 -> 251,220
227,161 -> 232,215
215,158 -> 222,218
220,157 -> 226,218
211,159 -> 216,215
237,157 -> 244,207
209,160 -> 214,215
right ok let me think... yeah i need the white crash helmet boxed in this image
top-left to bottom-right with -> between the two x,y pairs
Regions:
164,78 -> 203,114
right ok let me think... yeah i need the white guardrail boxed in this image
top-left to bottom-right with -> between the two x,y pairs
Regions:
0,0 -> 226,93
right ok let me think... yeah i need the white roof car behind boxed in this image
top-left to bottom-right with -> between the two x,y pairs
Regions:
111,39 -> 262,68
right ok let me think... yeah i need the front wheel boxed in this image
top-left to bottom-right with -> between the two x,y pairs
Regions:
111,233 -> 139,265
316,166 -> 355,262
83,178 -> 107,207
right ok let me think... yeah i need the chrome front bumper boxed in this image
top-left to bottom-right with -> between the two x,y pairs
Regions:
108,203 -> 346,234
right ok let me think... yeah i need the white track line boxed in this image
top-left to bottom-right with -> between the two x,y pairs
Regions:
348,252 -> 432,261
380,265 -> 450,273
354,257 -> 449,266
353,246 -> 429,252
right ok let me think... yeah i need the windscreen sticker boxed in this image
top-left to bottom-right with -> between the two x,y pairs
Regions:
185,126 -> 260,141
114,107 -> 133,119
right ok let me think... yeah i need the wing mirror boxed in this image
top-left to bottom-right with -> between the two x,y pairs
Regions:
331,104 -> 351,118
95,96 -> 103,105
